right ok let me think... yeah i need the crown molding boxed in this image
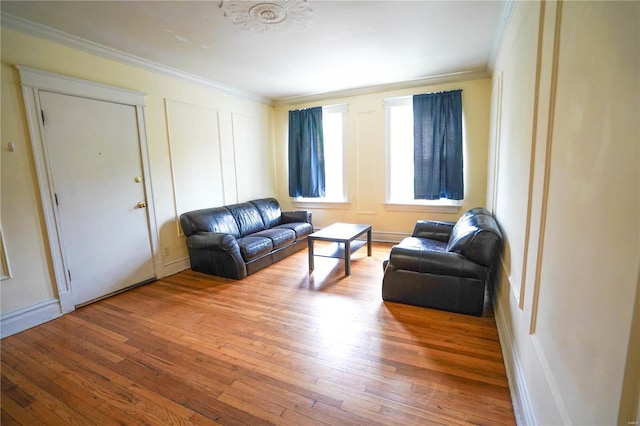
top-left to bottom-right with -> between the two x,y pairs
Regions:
488,0 -> 517,72
271,69 -> 491,107
1,12 -> 271,105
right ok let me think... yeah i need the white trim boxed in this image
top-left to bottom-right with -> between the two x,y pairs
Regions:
293,200 -> 351,210
1,12 -> 269,105
159,257 -> 191,279
20,79 -> 74,313
383,202 -> 462,214
530,335 -> 573,425
383,96 -> 412,107
1,298 -> 62,338
488,0 -> 517,71
136,106 -> 165,278
493,290 -> 537,426
383,96 -> 464,213
17,66 -> 161,315
272,69 -> 489,107
371,230 -> 409,244
322,103 -> 349,114
16,65 -> 146,106
0,226 -> 12,280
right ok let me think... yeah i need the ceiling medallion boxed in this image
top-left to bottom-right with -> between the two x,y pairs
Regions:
221,1 -> 313,33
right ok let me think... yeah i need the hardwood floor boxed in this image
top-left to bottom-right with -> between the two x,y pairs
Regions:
1,242 -> 515,425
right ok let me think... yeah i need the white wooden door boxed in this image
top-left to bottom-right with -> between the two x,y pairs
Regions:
39,91 -> 155,306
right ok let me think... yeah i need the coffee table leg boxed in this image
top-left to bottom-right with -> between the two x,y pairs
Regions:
345,241 -> 351,276
308,238 -> 314,271
367,228 -> 372,256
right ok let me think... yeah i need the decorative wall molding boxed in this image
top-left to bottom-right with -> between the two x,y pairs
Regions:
1,12 -> 269,105
0,226 -> 11,281
488,0 -> 517,71
530,334 -> 573,425
271,69 -> 490,107
530,0 -> 563,335
165,98 -> 224,237
0,298 -> 61,338
2,11 -> 492,108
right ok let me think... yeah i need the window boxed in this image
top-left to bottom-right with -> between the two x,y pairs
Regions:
385,95 -> 463,209
295,104 -> 347,203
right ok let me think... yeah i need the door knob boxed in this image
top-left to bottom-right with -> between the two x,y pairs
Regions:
136,201 -> 147,209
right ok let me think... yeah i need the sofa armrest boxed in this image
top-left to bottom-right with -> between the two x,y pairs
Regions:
185,232 -> 247,279
412,220 -> 456,242
282,210 -> 312,225
186,232 -> 236,250
387,245 -> 485,280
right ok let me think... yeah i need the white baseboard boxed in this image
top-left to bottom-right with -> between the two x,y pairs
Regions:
372,230 -> 409,244
159,256 -> 191,278
1,298 -> 62,338
493,291 -> 537,426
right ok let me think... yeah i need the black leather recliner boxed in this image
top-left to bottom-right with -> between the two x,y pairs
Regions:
382,207 -> 502,316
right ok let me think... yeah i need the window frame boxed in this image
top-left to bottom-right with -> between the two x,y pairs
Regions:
292,103 -> 349,209
384,96 -> 462,213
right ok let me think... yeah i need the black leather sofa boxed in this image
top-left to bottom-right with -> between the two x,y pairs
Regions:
382,207 -> 502,316
180,198 -> 312,279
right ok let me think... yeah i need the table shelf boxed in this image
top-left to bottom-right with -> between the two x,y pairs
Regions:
313,240 -> 367,259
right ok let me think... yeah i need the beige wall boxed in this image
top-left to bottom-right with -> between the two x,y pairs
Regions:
489,1 -> 639,424
0,28 -> 272,322
273,78 -> 492,239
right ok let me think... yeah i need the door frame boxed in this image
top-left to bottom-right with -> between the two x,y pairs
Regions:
17,65 -> 162,314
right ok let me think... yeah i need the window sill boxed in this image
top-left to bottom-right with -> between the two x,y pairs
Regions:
383,201 -> 462,214
292,199 -> 351,210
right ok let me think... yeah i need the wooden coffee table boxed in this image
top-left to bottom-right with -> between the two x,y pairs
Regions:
308,223 -> 372,276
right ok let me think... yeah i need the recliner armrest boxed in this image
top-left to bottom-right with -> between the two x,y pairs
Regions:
387,245 -> 485,280
282,210 -> 312,225
412,220 -> 456,242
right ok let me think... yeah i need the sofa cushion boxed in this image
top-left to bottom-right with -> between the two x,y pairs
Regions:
274,222 -> 313,239
252,228 -> 296,250
236,236 -> 273,261
227,202 -> 266,237
180,207 -> 240,237
251,198 -> 283,229
446,208 -> 502,266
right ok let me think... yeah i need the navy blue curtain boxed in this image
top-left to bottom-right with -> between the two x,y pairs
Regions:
413,90 -> 464,200
288,107 -> 325,197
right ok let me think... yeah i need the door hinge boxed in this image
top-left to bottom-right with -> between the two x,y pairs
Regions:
67,269 -> 71,281
55,193 -> 59,206
41,109 -> 45,125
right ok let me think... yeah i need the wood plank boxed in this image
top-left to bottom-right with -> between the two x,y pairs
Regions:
1,242 -> 515,425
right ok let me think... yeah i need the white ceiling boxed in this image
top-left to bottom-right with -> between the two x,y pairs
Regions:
1,1 -> 507,102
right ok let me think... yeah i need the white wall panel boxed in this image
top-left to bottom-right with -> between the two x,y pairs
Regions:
493,3 -> 541,307
490,2 -> 640,425
534,2 -> 639,423
166,99 -> 223,233
231,113 -> 274,202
